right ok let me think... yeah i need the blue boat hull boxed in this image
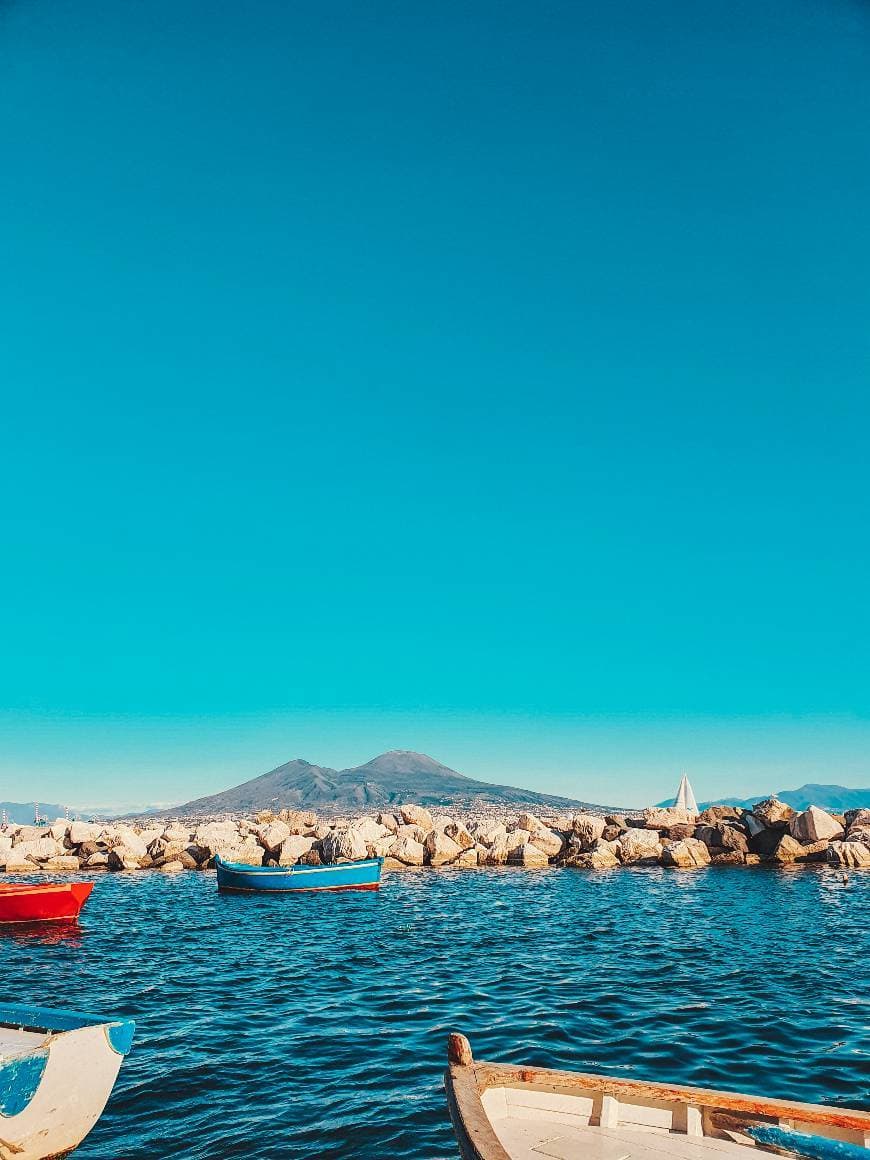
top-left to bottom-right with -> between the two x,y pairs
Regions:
215,856 -> 383,893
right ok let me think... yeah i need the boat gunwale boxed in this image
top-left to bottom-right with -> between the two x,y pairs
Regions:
444,1033 -> 870,1159
214,856 -> 383,876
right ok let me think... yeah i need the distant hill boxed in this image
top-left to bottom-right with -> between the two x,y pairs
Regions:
1,800 -> 67,825
159,750 -> 624,817
659,784 -> 869,813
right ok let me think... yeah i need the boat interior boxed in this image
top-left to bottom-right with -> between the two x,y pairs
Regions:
478,1080 -> 870,1160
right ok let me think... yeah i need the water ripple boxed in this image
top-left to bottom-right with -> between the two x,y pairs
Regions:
1,866 -> 867,1157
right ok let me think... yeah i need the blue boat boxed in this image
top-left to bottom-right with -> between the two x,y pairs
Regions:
215,855 -> 383,893
0,1002 -> 134,1159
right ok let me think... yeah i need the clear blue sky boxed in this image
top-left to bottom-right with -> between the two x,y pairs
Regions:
1,0 -> 869,809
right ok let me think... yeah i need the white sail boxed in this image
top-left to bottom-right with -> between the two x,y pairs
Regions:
673,773 -> 699,815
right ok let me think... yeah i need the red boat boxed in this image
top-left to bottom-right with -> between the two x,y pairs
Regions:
0,881 -> 94,923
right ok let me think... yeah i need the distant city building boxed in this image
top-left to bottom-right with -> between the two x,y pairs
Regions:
673,774 -> 699,816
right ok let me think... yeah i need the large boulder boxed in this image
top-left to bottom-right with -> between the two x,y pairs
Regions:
508,842 -> 549,868
642,806 -> 694,829
444,821 -> 475,850
68,821 -> 102,846
695,824 -> 748,854
844,808 -> 870,832
747,827 -> 783,859
751,798 -> 796,829
321,828 -> 368,863
480,836 -> 511,865
571,814 -> 606,849
451,846 -> 479,868
569,844 -> 620,869
516,812 -> 545,833
424,831 -> 463,867
278,836 -> 317,865
709,850 -> 745,866
111,827 -> 148,859
769,834 -> 805,864
390,836 -> 425,866
697,806 -> 742,825
280,810 -> 318,834
528,826 -> 563,858
399,804 -> 434,831
348,817 -> 390,843
162,824 -> 191,843
827,841 -> 870,869
41,855 -> 81,871
12,837 -> 64,862
473,822 -> 507,847
395,823 -> 428,843
618,828 -> 662,865
257,820 -> 292,855
107,846 -> 144,870
790,806 -> 844,844
377,812 -> 399,833
661,838 -> 711,868
505,829 -> 532,852
84,851 -> 110,869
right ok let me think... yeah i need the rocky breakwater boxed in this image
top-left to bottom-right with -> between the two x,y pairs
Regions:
0,800 -> 868,875
561,800 -> 870,871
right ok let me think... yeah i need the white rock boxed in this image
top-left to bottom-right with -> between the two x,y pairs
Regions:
528,826 -> 563,857
278,835 -> 316,865
400,804 -> 434,830
827,840 -> 870,868
112,827 -> 147,858
424,830 -> 463,866
41,855 -> 81,871
390,836 -> 425,866
444,821 -> 475,850
160,860 -> 185,873
352,817 -> 390,843
258,819 -> 292,854
162,824 -> 191,843
618,828 -> 663,865
377,813 -> 399,833
321,827 -> 368,863
69,821 -> 103,845
790,805 -> 844,844
661,838 -> 711,868
508,842 -> 549,867
642,806 -> 694,828
571,814 -> 606,848
474,822 -> 507,847
84,851 -> 110,868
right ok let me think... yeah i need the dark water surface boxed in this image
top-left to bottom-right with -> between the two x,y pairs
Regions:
4,866 -> 868,1158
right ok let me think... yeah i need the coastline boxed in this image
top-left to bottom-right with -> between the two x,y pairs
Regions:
2,799 -> 868,876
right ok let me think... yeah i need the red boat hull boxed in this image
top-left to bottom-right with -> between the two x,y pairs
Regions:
0,881 -> 94,923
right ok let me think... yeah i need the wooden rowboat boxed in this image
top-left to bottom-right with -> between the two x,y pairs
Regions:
215,855 -> 383,893
0,1002 -> 134,1159
0,882 -> 94,924
445,1034 -> 870,1160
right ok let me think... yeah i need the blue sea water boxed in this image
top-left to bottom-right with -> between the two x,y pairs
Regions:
3,866 -> 868,1159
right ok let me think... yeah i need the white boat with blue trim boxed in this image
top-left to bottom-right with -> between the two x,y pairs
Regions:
215,854 -> 383,892
0,1003 -> 134,1160
445,1034 -> 870,1160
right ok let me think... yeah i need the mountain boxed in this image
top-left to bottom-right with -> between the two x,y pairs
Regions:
1,800 -> 67,825
659,784 -> 869,813
160,750 -> 624,817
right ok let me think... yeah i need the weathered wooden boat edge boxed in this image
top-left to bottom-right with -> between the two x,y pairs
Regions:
444,1033 -> 870,1160
0,1004 -> 135,1160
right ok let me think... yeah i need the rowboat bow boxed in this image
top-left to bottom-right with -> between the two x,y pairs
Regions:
0,1003 -> 134,1159
445,1034 -> 870,1160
